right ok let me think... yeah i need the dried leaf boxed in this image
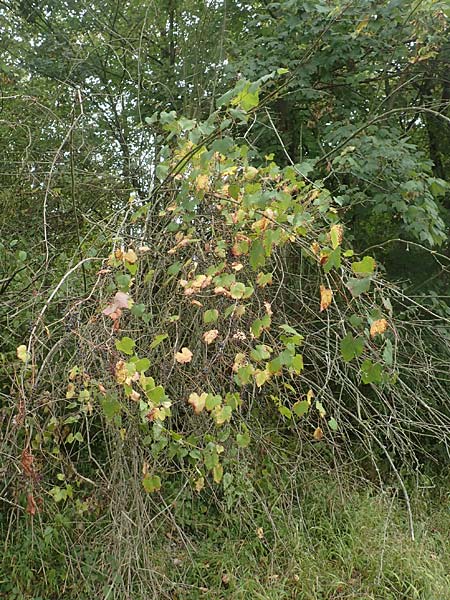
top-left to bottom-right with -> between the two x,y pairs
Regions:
370,318 -> 388,338
203,329 -> 219,344
102,292 -> 131,319
313,427 -> 324,441
21,448 -> 35,479
123,249 -> 138,263
175,347 -> 193,364
190,300 -> 203,307
319,285 -> 333,312
26,493 -> 37,516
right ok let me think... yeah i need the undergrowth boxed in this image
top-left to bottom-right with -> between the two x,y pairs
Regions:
2,456 -> 449,600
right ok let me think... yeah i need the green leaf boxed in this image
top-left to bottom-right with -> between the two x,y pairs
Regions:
101,396 -> 121,419
230,282 -> 246,299
116,273 -> 131,291
346,277 -> 371,297
250,344 -> 271,361
236,430 -> 250,448
142,473 -> 161,493
249,239 -> 266,269
150,333 -> 168,350
293,400 -> 310,417
167,261 -> 182,275
204,309 -> 219,324
148,386 -> 165,403
131,303 -> 146,317
205,394 -> 222,411
323,247 -> 341,273
135,358 -> 150,373
361,359 -> 383,384
278,405 -> 292,419
352,256 -> 376,275
383,339 -> 393,366
115,337 -> 136,355
340,333 -> 364,362
328,417 -> 338,431
315,400 -> 326,418
237,364 -> 254,385
291,354 -> 304,374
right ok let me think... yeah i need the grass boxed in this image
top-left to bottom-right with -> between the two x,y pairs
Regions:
2,459 -> 449,600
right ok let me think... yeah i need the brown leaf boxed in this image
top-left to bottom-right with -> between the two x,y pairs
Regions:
319,286 -> 333,312
21,448 -> 35,479
26,493 -> 37,516
175,347 -> 193,364
370,318 -> 388,338
313,427 -> 324,441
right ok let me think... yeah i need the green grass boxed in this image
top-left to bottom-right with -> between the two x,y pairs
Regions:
2,463 -> 449,600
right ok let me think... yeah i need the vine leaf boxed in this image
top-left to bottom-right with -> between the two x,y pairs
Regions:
175,347 -> 193,364
320,286 -> 333,311
188,392 -> 208,414
370,318 -> 388,338
203,329 -> 219,344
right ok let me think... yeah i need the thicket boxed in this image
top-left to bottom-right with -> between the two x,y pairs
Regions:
1,1 -> 449,598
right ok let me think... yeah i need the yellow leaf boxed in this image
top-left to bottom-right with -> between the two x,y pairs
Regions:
370,318 -> 388,338
66,383 -> 76,399
313,427 -> 324,441
188,392 -> 208,414
16,344 -> 29,363
319,286 -> 333,312
175,347 -> 193,364
307,389 -> 314,404
203,329 -> 219,345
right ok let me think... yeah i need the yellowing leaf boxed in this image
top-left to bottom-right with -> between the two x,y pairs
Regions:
370,318 -> 388,338
254,369 -> 270,388
313,427 -> 324,441
195,477 -> 205,492
16,344 -> 29,363
175,347 -> 193,364
203,329 -> 219,344
195,174 -> 209,191
232,353 -> 247,373
188,392 -> 208,414
142,473 -> 161,493
213,463 -> 223,483
319,286 -> 333,312
330,224 -> 344,249
66,383 -> 76,399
